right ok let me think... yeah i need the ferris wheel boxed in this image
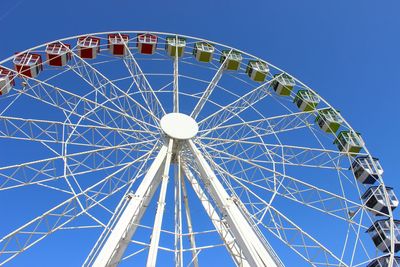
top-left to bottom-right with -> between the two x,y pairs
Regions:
0,31 -> 399,267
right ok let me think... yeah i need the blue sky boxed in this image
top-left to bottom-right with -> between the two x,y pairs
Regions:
0,0 -> 400,266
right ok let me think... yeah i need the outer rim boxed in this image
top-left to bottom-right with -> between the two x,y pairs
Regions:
0,30 -> 395,265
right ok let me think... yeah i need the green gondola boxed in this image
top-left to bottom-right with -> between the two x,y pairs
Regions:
246,60 -> 269,82
315,108 -> 343,133
334,130 -> 363,155
193,42 -> 214,62
271,73 -> 295,96
219,50 -> 242,71
165,36 -> 186,57
293,90 -> 320,111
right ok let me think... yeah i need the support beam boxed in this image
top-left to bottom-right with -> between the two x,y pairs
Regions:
187,140 -> 282,267
191,49 -> 232,119
92,145 -> 169,267
180,166 -> 199,267
174,155 -> 184,267
182,164 -> 249,267
146,139 -> 174,267
173,35 -> 179,113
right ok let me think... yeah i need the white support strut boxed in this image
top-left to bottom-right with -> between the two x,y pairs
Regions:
92,145 -> 169,267
182,165 -> 249,267
146,139 -> 174,267
187,140 -> 280,267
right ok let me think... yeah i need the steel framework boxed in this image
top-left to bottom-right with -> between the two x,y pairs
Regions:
0,31 -> 396,267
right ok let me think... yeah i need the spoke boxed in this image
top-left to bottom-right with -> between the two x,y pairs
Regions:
198,137 -> 359,170
0,151 -> 151,266
197,142 -> 371,223
197,76 -> 280,133
65,48 -> 157,132
173,35 -> 180,113
0,115 -> 152,148
13,75 -> 157,134
199,108 -> 321,138
0,140 -> 154,191
191,49 -> 232,119
122,36 -> 166,121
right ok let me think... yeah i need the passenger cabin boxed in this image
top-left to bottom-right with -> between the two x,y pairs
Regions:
77,36 -> 100,59
367,219 -> 400,253
165,36 -> 186,57
334,131 -> 363,155
46,42 -> 71,66
0,67 -> 15,95
13,53 -> 42,78
193,42 -> 214,63
137,33 -> 157,54
246,60 -> 269,82
367,256 -> 400,267
108,34 -> 129,56
294,90 -> 320,111
315,108 -> 343,133
362,186 -> 398,216
219,50 -> 242,71
271,73 -> 295,96
352,156 -> 383,184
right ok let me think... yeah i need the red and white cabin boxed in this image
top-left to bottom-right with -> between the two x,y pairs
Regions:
0,67 -> 15,95
137,33 -> 157,54
46,42 -> 71,66
13,53 -> 43,78
108,34 -> 129,56
77,36 -> 100,59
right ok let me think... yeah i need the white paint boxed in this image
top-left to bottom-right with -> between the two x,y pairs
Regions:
160,113 -> 198,140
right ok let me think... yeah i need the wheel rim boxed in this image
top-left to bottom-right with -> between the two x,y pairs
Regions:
0,31 -> 396,267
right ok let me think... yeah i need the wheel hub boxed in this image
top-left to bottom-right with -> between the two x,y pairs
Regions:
160,113 -> 199,140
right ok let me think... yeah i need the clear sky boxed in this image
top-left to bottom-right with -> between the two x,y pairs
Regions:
0,0 -> 399,266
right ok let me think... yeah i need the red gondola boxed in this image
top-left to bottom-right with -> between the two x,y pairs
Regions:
46,42 -> 71,66
137,33 -> 157,54
108,34 -> 129,56
0,67 -> 15,95
13,53 -> 43,78
77,36 -> 100,59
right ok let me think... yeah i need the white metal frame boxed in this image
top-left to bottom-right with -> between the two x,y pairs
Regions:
0,31 -> 395,267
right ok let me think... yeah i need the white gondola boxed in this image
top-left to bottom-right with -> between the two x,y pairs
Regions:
367,219 -> 400,252
165,36 -> 186,57
0,67 -> 15,95
362,186 -> 398,216
367,256 -> 400,267
352,156 -> 383,184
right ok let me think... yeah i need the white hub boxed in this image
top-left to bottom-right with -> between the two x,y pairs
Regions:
160,113 -> 199,140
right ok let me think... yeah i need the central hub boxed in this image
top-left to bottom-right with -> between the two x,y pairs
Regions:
160,113 -> 199,140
